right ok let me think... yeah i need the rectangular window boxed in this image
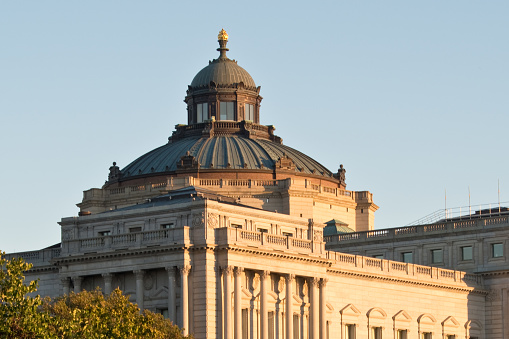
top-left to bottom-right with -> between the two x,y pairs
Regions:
242,309 -> 248,339
245,103 -> 254,121
372,326 -> 382,339
268,311 -> 274,339
397,329 -> 407,339
258,228 -> 268,233
431,249 -> 443,264
345,324 -> 356,339
99,230 -> 111,236
283,232 -> 293,237
220,101 -> 235,120
129,227 -> 142,233
461,246 -> 473,261
373,254 -> 384,259
402,252 -> 413,263
293,314 -> 299,339
161,223 -> 175,229
422,332 -> 432,339
196,103 -> 208,123
231,223 -> 243,229
492,243 -> 504,258
446,335 -> 456,339
157,308 -> 169,318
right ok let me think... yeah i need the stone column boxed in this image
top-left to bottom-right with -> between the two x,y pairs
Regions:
310,277 -> 319,339
234,267 -> 244,339
179,265 -> 191,336
319,279 -> 328,339
72,276 -> 83,293
61,277 -> 70,295
223,266 -> 234,339
102,273 -> 113,295
134,270 -> 145,310
286,274 -> 295,339
166,266 -> 177,323
260,270 -> 270,339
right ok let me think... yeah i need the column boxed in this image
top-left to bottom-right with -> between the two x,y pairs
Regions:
260,270 -> 270,339
134,270 -> 145,310
102,273 -> 113,295
61,277 -> 70,295
179,265 -> 191,336
286,274 -> 295,339
72,276 -> 83,293
234,267 -> 244,339
223,266 -> 234,339
319,279 -> 328,339
166,266 -> 177,323
310,277 -> 319,339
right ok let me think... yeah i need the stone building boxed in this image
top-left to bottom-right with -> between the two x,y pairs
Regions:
6,30 -> 494,339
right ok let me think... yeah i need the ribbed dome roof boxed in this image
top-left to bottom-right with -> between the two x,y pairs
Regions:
190,59 -> 256,89
120,135 -> 333,179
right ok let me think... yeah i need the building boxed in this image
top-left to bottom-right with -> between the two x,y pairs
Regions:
6,30 -> 495,339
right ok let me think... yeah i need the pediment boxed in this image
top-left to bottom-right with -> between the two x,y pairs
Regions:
465,319 -> 482,331
340,303 -> 361,317
442,316 -> 460,327
367,307 -> 387,319
418,313 -> 437,324
393,310 -> 412,323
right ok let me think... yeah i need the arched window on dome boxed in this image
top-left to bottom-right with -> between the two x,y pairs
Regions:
196,103 -> 208,123
220,101 -> 235,120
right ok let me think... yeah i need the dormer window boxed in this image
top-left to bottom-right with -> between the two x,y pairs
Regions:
197,103 -> 208,123
220,102 -> 235,120
245,103 -> 254,121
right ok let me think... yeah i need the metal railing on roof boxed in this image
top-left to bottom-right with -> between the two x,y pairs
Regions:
407,201 -> 509,226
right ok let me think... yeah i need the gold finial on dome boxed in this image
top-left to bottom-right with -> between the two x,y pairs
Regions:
218,28 -> 228,41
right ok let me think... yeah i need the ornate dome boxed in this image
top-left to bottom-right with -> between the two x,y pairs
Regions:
120,135 -> 333,180
190,59 -> 256,89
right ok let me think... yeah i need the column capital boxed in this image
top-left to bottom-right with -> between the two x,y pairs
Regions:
260,270 -> 270,280
102,273 -> 113,283
309,277 -> 319,287
286,273 -> 295,282
166,266 -> 176,275
134,270 -> 145,280
60,277 -> 70,284
222,265 -> 234,276
179,265 -> 191,275
72,276 -> 83,283
234,266 -> 244,277
319,278 -> 328,288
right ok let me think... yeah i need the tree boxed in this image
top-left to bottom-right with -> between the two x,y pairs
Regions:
0,251 -> 49,338
42,288 -> 190,339
0,251 -> 191,339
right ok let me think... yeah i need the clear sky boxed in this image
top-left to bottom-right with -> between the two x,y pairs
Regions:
1,1 -> 508,253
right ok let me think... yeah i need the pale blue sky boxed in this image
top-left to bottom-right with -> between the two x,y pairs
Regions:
1,1 -> 508,253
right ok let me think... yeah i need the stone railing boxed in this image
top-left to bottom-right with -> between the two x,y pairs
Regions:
324,216 -> 509,244
4,247 -> 61,266
62,228 -> 190,254
326,251 -> 483,288
216,227 -> 316,253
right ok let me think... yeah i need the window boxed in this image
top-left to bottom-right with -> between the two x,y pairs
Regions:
268,311 -> 274,339
129,227 -> 142,233
431,249 -> 443,264
242,309 -> 249,339
245,103 -> 254,121
345,324 -> 356,339
461,246 -> 473,261
492,243 -> 504,258
373,254 -> 384,259
196,103 -> 208,123
293,314 -> 299,339
422,332 -> 432,339
232,223 -> 242,229
99,230 -> 111,236
371,326 -> 382,339
220,101 -> 235,120
401,252 -> 413,263
446,335 -> 456,339
397,329 -> 407,339
283,232 -> 293,237
161,223 -> 175,229
157,308 -> 169,318
258,228 -> 268,233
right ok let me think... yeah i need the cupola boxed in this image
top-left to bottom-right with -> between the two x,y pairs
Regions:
184,29 -> 262,125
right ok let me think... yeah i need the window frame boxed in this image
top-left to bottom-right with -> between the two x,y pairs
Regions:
431,249 -> 444,264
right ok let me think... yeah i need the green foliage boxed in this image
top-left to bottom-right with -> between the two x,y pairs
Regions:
0,251 -> 191,339
0,251 -> 49,338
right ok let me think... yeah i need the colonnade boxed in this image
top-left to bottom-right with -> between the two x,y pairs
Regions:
222,266 -> 328,339
60,265 -> 192,336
